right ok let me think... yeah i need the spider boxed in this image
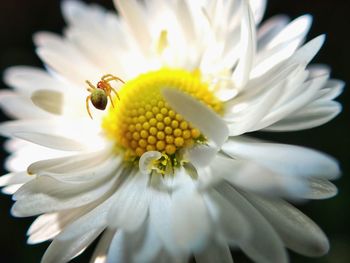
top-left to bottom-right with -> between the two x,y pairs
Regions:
85,74 -> 124,119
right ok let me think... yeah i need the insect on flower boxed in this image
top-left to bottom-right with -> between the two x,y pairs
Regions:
85,74 -> 124,119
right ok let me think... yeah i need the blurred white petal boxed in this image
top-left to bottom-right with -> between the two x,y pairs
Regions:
42,227 -> 104,263
244,193 -> 330,257
90,229 -> 116,263
232,0 -> 256,89
217,183 -> 288,263
222,137 -> 340,179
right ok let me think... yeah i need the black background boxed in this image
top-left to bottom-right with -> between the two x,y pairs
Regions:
0,1 -> 349,262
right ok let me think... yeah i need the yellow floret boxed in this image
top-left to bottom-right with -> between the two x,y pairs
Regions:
102,68 -> 223,159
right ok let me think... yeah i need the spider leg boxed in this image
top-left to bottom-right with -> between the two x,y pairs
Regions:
102,75 -> 125,84
102,74 -> 118,81
86,95 -> 93,119
108,93 -> 115,108
86,80 -> 96,92
111,87 -> 120,100
101,74 -> 114,79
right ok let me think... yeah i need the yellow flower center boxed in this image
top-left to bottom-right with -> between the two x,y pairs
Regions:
102,68 -> 223,160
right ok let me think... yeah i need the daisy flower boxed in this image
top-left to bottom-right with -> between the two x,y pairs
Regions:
0,0 -> 343,262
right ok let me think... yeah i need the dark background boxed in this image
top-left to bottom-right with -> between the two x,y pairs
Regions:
0,0 -> 349,262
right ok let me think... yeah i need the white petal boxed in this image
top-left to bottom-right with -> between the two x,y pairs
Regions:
244,192 -> 330,257
108,229 -> 167,263
149,190 -> 178,256
211,155 -> 308,198
153,249 -> 188,263
175,0 -> 196,43
195,241 -> 233,263
42,158 -> 121,182
4,142 -> 67,173
66,27 -> 128,76
35,33 -> 100,84
0,120 -> 86,151
12,158 -> 121,216
133,221 -> 162,263
27,149 -> 111,175
2,185 -> 22,195
0,172 -> 32,187
252,39 -> 301,78
204,189 -> 250,243
222,137 -> 340,179
171,167 -> 196,190
317,79 -> 344,101
3,138 -> 27,152
52,170 -> 131,243
52,171 -> 131,242
162,88 -> 229,148
195,165 -> 217,191
113,0 -> 151,54
90,229 -> 117,263
257,15 -> 290,49
13,132 -> 87,151
27,207 -> 87,244
255,75 -> 329,130
266,15 -> 312,49
42,227 -> 104,263
171,183 -> 210,253
232,0 -> 256,89
249,0 -> 266,24
185,144 -> 218,169
54,197 -> 114,242
61,0 -> 89,25
308,64 -> 331,80
0,91 -> 51,119
234,62 -> 299,106
225,83 -> 283,136
61,1 -> 129,74
139,151 -> 162,174
108,172 -> 151,232
217,183 -> 288,263
264,101 -> 341,131
3,66 -> 62,96
20,155 -> 117,190
292,35 -> 325,65
302,178 -> 338,200
0,119 -> 104,150
34,31 -> 104,80
272,67 -> 326,109
107,231 -> 130,263
31,90 -> 63,115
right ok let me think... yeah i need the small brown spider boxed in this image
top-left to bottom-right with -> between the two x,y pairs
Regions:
85,74 -> 124,119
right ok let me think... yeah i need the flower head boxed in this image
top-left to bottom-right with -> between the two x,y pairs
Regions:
0,0 -> 343,262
